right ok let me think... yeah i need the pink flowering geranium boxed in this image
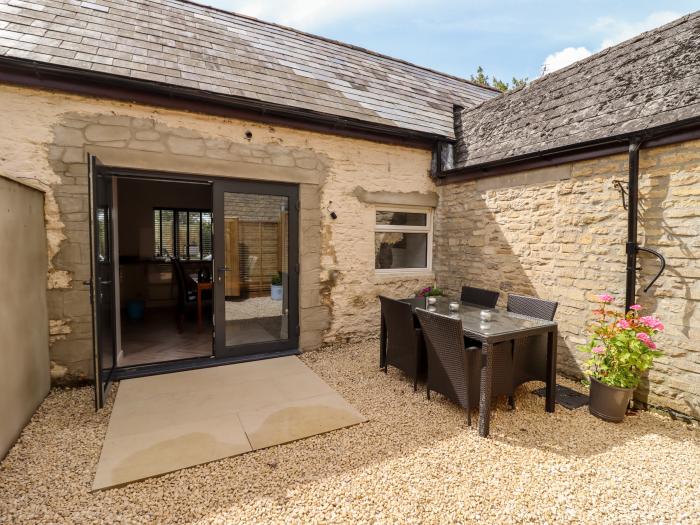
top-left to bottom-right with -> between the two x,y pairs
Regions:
597,293 -> 615,304
636,332 -> 657,349
639,316 -> 665,331
617,319 -> 631,329
416,286 -> 443,298
578,294 -> 663,389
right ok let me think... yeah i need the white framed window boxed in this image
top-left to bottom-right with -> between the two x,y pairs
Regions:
374,206 -> 433,273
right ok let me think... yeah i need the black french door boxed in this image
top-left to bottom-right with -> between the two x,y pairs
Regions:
212,179 -> 299,358
88,154 -> 117,409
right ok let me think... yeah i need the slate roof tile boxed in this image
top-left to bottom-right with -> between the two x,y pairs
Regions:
0,0 -> 496,138
455,11 -> 700,167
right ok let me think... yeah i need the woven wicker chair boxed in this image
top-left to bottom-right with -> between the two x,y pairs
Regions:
379,296 -> 427,391
507,293 -> 558,405
415,308 -> 485,426
460,286 -> 500,308
459,285 -> 522,411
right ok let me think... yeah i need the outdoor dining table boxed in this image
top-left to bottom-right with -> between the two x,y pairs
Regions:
380,296 -> 558,438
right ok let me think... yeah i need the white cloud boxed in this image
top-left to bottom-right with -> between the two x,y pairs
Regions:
540,10 -> 681,76
594,11 -> 680,49
542,46 -> 592,74
208,0 -> 409,30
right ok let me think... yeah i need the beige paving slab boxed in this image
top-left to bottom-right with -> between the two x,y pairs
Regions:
113,357 -> 303,404
239,393 -> 367,450
93,356 -> 366,489
93,413 -> 251,490
273,370 -> 337,401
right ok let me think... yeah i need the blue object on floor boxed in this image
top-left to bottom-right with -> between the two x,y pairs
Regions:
126,299 -> 145,320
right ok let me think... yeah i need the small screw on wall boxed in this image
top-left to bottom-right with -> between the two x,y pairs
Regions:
327,201 -> 337,220
244,130 -> 253,140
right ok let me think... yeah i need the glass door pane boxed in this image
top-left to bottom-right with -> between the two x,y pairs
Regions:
213,181 -> 298,358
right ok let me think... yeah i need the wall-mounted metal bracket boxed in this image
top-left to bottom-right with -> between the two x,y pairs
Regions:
637,246 -> 667,293
613,179 -> 628,209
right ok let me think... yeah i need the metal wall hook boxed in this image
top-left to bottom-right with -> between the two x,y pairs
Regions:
613,180 -> 628,210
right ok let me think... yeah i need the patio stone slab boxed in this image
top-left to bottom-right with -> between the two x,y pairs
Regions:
92,413 -> 251,490
239,393 -> 367,450
93,356 -> 366,489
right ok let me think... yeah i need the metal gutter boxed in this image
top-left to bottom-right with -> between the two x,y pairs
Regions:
435,116 -> 700,183
0,56 -> 445,149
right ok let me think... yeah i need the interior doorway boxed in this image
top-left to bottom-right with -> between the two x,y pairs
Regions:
116,177 -> 214,367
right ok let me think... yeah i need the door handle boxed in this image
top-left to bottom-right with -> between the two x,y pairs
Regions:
217,266 -> 231,283
100,280 -> 113,285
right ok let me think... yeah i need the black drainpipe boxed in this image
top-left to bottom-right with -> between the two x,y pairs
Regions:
624,138 -> 642,311
624,138 -> 667,311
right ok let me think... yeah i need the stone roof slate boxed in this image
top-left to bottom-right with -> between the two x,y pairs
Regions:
0,0 -> 497,138
455,11 -> 700,168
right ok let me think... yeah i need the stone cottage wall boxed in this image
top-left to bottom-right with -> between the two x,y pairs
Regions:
0,84 -> 437,382
434,140 -> 700,418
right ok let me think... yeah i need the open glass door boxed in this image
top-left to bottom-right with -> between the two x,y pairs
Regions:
213,180 -> 299,358
88,154 -> 117,409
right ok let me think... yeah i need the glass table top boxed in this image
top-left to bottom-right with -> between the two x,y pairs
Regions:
402,296 -> 556,339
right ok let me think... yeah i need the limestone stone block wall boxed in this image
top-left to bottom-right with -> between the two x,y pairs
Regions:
0,84 -> 436,382
434,140 -> 700,418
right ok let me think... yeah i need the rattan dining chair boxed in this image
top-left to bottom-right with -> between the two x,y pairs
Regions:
379,296 -> 427,391
415,308 -> 482,426
460,286 -> 501,366
507,293 -> 558,407
460,286 -> 500,308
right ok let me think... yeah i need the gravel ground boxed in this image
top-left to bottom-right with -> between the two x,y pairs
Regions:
225,297 -> 282,320
1,339 -> 699,524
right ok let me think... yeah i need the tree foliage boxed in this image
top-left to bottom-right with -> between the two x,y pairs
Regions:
470,66 -> 528,92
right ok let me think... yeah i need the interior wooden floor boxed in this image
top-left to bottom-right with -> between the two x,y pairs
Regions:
119,307 -> 212,367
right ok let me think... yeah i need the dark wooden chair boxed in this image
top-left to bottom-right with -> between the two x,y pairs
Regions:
460,286 -> 500,308
415,308 -> 482,426
172,258 -> 198,332
507,293 -> 558,397
379,296 -> 427,391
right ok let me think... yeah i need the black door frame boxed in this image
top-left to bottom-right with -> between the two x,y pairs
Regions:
88,165 -> 300,383
212,179 -> 300,359
88,154 -> 118,408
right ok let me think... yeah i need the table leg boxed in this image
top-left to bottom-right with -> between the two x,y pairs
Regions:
197,284 -> 203,333
478,342 -> 494,437
545,327 -> 557,412
379,313 -> 387,370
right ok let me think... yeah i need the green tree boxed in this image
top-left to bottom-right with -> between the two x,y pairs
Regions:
470,66 -> 528,92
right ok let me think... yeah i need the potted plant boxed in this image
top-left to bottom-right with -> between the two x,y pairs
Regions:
270,272 -> 283,301
578,293 -> 664,422
416,286 -> 444,298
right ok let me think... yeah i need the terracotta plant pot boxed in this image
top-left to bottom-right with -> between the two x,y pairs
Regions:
589,377 -> 634,422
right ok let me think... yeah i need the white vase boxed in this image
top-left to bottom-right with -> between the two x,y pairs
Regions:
270,284 -> 283,301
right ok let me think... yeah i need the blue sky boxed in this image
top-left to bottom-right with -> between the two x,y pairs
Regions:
203,1 -> 698,83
